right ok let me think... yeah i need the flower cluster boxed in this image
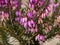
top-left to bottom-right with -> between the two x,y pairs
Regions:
41,5 -> 51,18
15,11 -> 38,33
28,0 -> 45,9
14,0 -> 60,42
0,0 -> 60,45
0,0 -> 19,10
27,10 -> 37,18
0,11 -> 9,22
10,0 -> 19,10
0,0 -> 8,7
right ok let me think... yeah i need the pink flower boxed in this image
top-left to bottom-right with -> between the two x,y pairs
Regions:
35,34 -> 45,41
30,0 -> 37,4
19,17 -> 27,26
33,10 -> 36,14
23,22 -> 27,29
4,13 -> 9,19
10,0 -> 18,9
0,0 -> 8,7
27,12 -> 33,18
27,26 -> 37,33
28,3 -> 31,8
28,19 -> 35,28
0,11 -> 9,21
39,1 -> 44,6
30,0 -> 33,3
15,17 -> 19,21
41,5 -> 50,18
15,11 -> 21,16
53,3 -> 59,8
47,6 -> 51,12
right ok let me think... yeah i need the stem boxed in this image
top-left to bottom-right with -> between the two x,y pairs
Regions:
0,29 -> 10,45
29,33 -> 37,40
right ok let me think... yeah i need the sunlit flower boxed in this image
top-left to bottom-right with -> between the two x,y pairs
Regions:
19,17 -> 27,26
10,0 -> 18,10
29,0 -> 37,4
41,5 -> 51,18
35,34 -> 45,41
15,11 -> 21,16
28,19 -> 35,28
0,0 -> 8,7
27,11 -> 33,18
0,11 -> 9,22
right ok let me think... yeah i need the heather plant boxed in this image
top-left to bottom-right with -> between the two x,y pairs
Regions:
0,0 -> 60,45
